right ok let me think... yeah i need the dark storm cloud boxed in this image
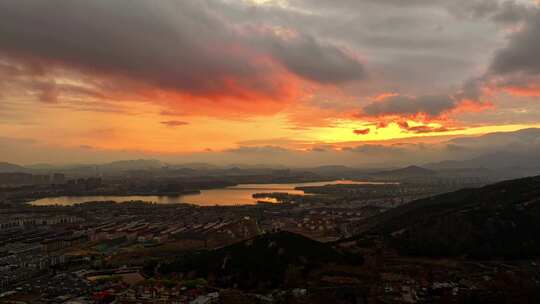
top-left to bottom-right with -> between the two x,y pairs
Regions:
0,0 -> 523,108
1,0 -> 537,124
296,0 -> 522,21
0,0 -> 365,101
457,78 -> 485,102
277,0 -> 525,99
490,10 -> 540,76
288,0 -> 437,10
444,0 -> 501,20
362,95 -> 456,117
460,5 -> 540,98
491,1 -> 534,25
261,35 -> 366,84
0,0 -> 256,97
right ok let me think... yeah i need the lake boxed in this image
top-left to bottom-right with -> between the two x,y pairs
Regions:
29,180 -> 380,206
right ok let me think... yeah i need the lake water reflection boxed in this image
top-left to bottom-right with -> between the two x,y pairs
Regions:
30,180 -> 379,206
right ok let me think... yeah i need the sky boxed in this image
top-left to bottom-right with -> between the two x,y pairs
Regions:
1,0 -> 540,166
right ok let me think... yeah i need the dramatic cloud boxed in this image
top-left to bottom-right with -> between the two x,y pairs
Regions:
293,0 -> 526,22
490,11 -> 540,76
260,34 -> 366,84
361,95 -> 457,118
356,92 -> 493,133
471,3 -> 540,98
491,0 -> 533,25
0,0 -> 365,114
1,0 -> 540,165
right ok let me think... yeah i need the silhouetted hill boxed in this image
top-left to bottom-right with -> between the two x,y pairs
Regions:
301,166 -> 382,180
307,165 -> 355,175
0,162 -> 28,173
25,163 -> 57,170
371,165 -> 436,178
170,163 -> 220,170
362,175 -> 540,258
100,159 -> 165,171
434,167 -> 493,177
155,231 -> 362,289
224,163 -> 287,170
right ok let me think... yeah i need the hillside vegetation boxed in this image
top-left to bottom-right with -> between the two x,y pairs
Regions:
366,176 -> 540,258
154,231 -> 362,289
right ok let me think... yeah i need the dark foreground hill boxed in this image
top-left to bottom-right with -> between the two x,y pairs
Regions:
362,175 -> 540,258
152,231 -> 362,289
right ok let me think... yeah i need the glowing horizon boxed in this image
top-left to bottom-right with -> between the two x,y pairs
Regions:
1,0 -> 540,165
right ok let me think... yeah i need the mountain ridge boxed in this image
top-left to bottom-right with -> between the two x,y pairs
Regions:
356,175 -> 540,258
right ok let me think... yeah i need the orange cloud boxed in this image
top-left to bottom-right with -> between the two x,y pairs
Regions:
504,85 -> 540,97
26,58 -> 307,118
449,99 -> 495,114
396,121 -> 464,134
356,92 -> 494,132
0,0 -> 367,121
372,92 -> 399,101
353,128 -> 371,135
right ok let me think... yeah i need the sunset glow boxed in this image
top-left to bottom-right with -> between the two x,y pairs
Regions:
1,0 -> 540,166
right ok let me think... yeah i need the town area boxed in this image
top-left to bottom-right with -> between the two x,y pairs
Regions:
1,168 -> 524,303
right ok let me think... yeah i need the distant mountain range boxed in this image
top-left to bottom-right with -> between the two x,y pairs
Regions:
99,159 -> 165,171
0,162 -> 29,173
370,165 -> 436,177
0,159 -> 532,181
1,128 -> 539,179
